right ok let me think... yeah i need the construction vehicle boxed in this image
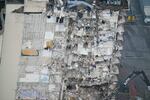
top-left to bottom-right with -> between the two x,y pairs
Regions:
126,0 -> 136,23
139,0 -> 150,23
105,70 -> 150,100
127,15 -> 136,22
127,10 -> 136,23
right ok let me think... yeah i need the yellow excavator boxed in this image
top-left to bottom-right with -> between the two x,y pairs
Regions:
127,8 -> 136,23
127,15 -> 136,22
127,11 -> 136,22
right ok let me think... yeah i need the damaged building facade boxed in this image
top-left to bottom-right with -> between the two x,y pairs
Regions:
15,0 -> 126,100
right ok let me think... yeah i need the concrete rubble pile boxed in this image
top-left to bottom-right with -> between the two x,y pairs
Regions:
63,8 -> 124,100
15,0 -> 125,100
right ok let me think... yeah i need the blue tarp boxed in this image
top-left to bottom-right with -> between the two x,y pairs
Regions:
67,0 -> 93,9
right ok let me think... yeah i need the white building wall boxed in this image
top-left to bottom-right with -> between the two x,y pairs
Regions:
0,4 -> 24,100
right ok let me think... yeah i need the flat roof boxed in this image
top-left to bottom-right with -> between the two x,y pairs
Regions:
24,0 -> 47,12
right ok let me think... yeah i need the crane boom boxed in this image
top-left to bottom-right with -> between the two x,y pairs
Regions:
105,70 -> 150,100
123,70 -> 150,90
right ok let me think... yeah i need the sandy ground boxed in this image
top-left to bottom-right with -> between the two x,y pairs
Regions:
0,4 -> 23,100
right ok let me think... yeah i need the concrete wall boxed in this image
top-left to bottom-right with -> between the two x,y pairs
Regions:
0,4 -> 23,100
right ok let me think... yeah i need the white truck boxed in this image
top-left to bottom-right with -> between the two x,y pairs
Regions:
139,0 -> 150,23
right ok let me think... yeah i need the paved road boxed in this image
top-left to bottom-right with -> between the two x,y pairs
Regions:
119,0 -> 150,99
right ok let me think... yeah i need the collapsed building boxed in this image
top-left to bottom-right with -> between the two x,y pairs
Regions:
15,0 -> 127,100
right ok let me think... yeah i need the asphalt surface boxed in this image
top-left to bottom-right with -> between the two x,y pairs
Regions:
119,0 -> 150,99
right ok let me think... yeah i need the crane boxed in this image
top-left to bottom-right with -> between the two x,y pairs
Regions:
105,70 -> 150,100
123,70 -> 150,90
